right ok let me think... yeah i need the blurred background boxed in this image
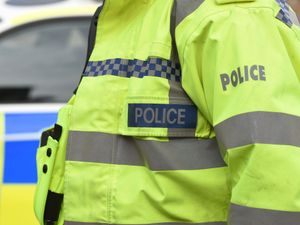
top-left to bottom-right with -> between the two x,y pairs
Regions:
289,0 -> 300,18
0,0 -> 101,224
0,0 -> 299,225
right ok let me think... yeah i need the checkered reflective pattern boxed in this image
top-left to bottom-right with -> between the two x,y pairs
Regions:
83,58 -> 182,82
276,0 -> 293,27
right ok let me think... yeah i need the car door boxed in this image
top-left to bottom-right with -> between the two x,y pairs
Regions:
0,17 -> 90,225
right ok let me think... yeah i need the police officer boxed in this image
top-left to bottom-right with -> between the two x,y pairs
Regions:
35,0 -> 300,225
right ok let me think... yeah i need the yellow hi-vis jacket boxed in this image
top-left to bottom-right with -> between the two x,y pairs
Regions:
34,0 -> 300,224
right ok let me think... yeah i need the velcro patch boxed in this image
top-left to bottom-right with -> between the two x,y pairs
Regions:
128,104 -> 197,128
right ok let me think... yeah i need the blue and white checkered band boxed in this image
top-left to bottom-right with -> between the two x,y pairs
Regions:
83,58 -> 182,82
276,0 -> 293,27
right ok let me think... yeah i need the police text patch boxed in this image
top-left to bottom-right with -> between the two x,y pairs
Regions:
220,65 -> 266,91
128,104 -> 197,128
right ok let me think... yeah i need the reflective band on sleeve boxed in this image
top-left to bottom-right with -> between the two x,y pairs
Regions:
64,221 -> 227,225
229,203 -> 300,225
83,58 -> 181,82
276,9 -> 293,27
66,131 -> 225,170
214,112 -> 300,150
276,0 -> 293,27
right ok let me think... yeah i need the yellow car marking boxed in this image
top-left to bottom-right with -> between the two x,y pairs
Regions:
1,185 -> 38,225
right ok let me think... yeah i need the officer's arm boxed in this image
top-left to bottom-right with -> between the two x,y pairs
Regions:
181,3 -> 300,224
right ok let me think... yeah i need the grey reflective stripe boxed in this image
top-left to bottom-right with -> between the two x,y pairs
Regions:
276,9 -> 293,27
214,112 -> 300,151
229,203 -> 300,225
67,131 -> 225,170
276,0 -> 293,27
175,0 -> 204,26
83,58 -> 181,82
64,221 -> 227,225
289,9 -> 300,27
169,81 -> 194,102
168,80 -> 197,137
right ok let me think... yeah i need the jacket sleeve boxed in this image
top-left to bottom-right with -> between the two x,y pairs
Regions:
181,4 -> 300,224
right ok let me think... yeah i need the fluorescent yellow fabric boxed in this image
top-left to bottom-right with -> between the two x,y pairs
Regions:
177,0 -> 300,217
90,0 -> 173,61
49,100 -> 74,193
34,136 -> 59,225
34,96 -> 75,225
64,162 -> 228,224
228,144 -> 300,211
63,0 -> 229,223
34,0 -> 300,224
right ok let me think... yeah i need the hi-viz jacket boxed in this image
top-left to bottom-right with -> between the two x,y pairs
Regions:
34,0 -> 300,224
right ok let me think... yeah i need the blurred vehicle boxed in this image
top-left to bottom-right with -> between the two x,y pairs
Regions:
0,0 -> 101,224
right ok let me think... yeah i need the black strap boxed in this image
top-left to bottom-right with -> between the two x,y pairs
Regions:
52,124 -> 62,141
74,4 -> 104,94
44,191 -> 64,224
40,124 -> 62,147
40,129 -> 52,147
84,5 -> 103,69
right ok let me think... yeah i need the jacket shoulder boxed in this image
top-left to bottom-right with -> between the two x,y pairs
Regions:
214,0 -> 255,5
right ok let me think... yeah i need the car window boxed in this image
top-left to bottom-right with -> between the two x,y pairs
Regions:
0,18 -> 90,103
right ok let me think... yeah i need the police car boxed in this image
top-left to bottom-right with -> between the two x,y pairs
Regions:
0,1 -> 100,224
